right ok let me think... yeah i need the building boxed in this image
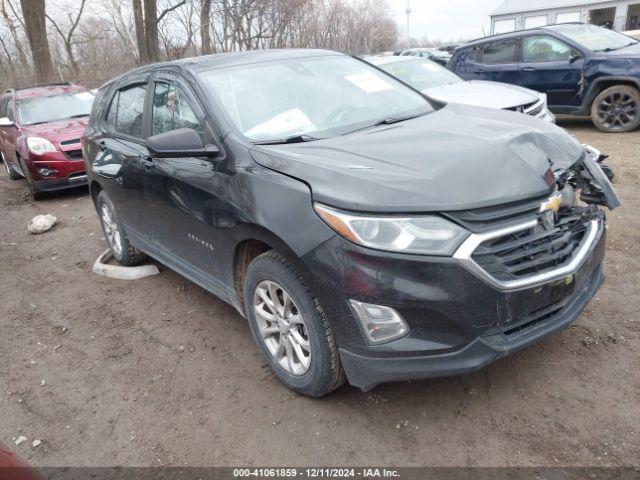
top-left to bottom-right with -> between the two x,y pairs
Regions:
490,0 -> 640,34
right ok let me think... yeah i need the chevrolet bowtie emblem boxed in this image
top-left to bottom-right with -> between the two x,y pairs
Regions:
539,194 -> 562,214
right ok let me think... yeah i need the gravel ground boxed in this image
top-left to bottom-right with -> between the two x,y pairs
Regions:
0,119 -> 639,468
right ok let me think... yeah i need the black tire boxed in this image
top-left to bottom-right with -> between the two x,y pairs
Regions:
591,85 -> 640,133
17,155 -> 46,200
244,251 -> 345,397
96,191 -> 146,266
1,152 -> 21,180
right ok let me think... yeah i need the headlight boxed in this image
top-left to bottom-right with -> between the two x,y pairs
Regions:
314,203 -> 469,256
27,137 -> 57,155
539,92 -> 548,107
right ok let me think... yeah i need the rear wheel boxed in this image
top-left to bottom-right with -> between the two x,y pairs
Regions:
97,191 -> 146,266
1,151 -> 22,180
244,251 -> 345,397
591,85 -> 640,133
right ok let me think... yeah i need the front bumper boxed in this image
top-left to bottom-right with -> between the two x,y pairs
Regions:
303,214 -> 606,391
27,156 -> 87,191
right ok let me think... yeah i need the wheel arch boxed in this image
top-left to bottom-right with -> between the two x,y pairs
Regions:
230,224 -> 314,317
583,76 -> 640,111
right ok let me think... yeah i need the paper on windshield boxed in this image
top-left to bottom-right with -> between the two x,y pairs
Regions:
74,92 -> 94,100
345,73 -> 394,93
421,63 -> 443,73
245,108 -> 317,139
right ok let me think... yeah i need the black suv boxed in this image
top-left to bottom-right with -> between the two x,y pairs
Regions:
84,49 -> 619,396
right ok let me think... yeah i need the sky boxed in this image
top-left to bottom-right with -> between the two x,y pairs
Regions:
388,0 -> 501,42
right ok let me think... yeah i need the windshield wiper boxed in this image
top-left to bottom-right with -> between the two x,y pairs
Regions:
252,134 -> 319,145
595,42 -> 637,52
341,112 -> 426,136
68,113 -> 89,118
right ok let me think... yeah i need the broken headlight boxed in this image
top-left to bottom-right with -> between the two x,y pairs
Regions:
314,203 -> 469,256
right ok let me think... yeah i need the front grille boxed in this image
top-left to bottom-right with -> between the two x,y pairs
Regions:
526,103 -> 544,117
471,206 -> 599,281
60,138 -> 81,146
64,149 -> 83,160
444,194 -> 548,233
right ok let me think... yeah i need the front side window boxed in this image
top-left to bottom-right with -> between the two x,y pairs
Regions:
548,23 -> 638,51
522,36 -> 576,62
152,82 -> 204,137
198,55 -> 432,142
479,40 -> 518,64
17,92 -> 94,125
106,84 -> 147,138
380,59 -> 462,91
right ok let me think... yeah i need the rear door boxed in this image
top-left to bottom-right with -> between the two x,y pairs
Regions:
91,78 -> 153,236
517,35 -> 584,108
0,96 -> 21,173
465,38 -> 521,84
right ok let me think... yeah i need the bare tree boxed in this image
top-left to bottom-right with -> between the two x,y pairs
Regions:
0,0 -> 28,69
45,0 -> 88,76
20,0 -> 54,83
133,0 -> 187,64
200,0 -> 212,54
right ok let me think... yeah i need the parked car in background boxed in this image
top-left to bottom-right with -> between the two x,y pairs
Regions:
0,441 -> 44,479
399,47 -> 452,66
368,55 -> 555,122
84,49 -> 618,396
450,23 -> 640,133
0,82 -> 94,199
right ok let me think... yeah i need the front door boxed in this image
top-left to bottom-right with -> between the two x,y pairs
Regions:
139,73 -> 227,289
517,35 -> 584,108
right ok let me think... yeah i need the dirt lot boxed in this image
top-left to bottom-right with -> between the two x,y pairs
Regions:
1,120 -> 639,468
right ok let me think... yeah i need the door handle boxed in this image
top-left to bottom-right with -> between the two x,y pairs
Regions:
139,156 -> 154,168
522,67 -> 536,72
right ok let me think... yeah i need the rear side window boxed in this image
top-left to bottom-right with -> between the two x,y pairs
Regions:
106,84 -> 147,138
0,97 -> 8,118
6,99 -> 14,121
478,40 -> 518,64
522,36 -> 576,63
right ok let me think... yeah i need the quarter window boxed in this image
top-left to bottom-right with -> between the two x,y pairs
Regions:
151,82 -> 204,137
522,36 -> 576,63
478,40 -> 518,64
106,84 -> 147,138
0,97 -> 8,118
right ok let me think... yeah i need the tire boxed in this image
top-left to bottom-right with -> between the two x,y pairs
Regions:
244,251 -> 345,397
1,152 -> 21,180
17,155 -> 46,200
591,85 -> 640,133
96,191 -> 146,266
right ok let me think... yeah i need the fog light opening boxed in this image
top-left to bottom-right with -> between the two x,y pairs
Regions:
38,167 -> 58,177
349,300 -> 409,345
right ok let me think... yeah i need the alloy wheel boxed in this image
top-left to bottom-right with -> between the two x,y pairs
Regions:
596,91 -> 638,131
100,203 -> 123,258
253,280 -> 311,376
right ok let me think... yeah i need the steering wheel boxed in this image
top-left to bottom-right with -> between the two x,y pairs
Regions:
325,105 -> 359,126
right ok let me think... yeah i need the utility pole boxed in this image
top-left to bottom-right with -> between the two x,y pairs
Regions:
405,0 -> 411,47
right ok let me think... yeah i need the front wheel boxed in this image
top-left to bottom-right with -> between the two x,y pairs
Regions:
1,152 -> 21,180
244,251 -> 345,397
591,85 -> 640,133
17,156 -> 45,200
97,191 -> 146,266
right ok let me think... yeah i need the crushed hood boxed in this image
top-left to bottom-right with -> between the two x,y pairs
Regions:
250,103 -> 584,212
423,80 -> 540,110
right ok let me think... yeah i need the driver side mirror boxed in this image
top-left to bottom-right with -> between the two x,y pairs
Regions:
569,52 -> 582,63
0,117 -> 14,127
146,128 -> 220,159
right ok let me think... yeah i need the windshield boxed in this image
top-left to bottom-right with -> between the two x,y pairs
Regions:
198,55 -> 432,142
17,92 -> 94,125
379,59 -> 462,91
549,23 -> 638,51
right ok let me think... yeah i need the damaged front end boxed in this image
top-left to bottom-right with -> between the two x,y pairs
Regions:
554,144 -> 620,211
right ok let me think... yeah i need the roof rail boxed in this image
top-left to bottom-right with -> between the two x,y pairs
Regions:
14,81 -> 73,91
3,88 -> 14,94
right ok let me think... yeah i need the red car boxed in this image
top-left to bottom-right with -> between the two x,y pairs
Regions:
0,82 -> 94,199
0,441 -> 43,480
